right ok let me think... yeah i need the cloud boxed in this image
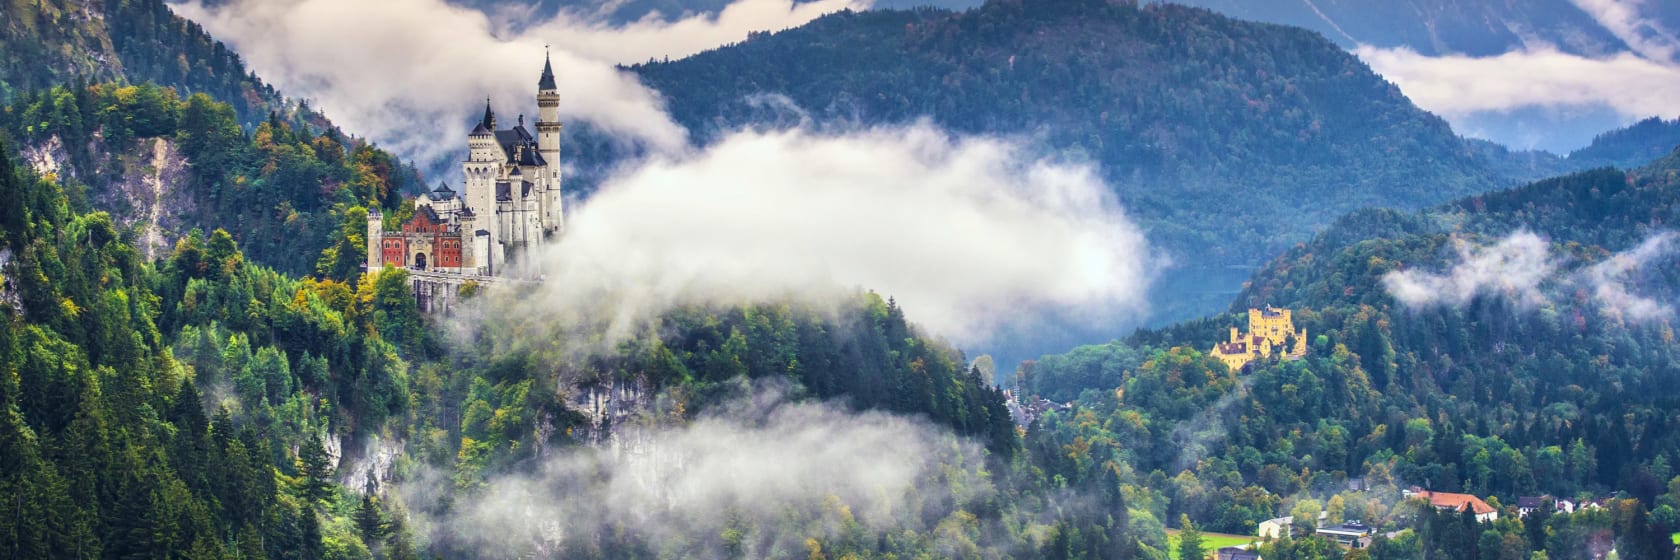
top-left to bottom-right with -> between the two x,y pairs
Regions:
1355,45 -> 1680,120
1383,230 -> 1677,321
168,0 -> 866,171
1382,231 -> 1558,308
504,121 -> 1159,347
1580,231 -> 1678,321
411,383 -> 1007,557
1570,0 -> 1680,63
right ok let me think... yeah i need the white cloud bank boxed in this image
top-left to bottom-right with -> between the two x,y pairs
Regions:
521,122 -> 1160,346
1383,230 -> 1678,321
1582,231 -> 1678,320
414,386 -> 1005,557
169,0 -> 867,168
1356,45 -> 1680,120
1383,231 -> 1558,309
1354,0 -> 1680,149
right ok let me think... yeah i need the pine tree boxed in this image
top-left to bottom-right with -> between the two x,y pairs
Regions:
298,433 -> 333,505
355,479 -> 386,545
1178,514 -> 1205,560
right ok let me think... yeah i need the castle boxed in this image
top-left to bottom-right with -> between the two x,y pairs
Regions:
365,55 -> 565,278
1208,307 -> 1308,371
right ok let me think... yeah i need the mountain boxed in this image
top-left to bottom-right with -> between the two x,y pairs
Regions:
0,0 -> 286,125
0,83 -> 422,276
1147,0 -> 1675,58
1565,116 -> 1680,171
0,138 -> 1168,558
1019,147 -> 1680,554
0,0 -> 433,275
626,0 -> 1536,326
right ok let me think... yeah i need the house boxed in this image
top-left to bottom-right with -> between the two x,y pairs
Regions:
1405,488 -> 1498,522
1316,521 -> 1375,549
1517,496 -> 1576,517
1217,547 -> 1262,560
1257,516 -> 1293,539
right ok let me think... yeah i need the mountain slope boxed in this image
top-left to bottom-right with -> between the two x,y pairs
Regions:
1151,0 -> 1660,58
1,0 -> 285,124
628,0 -> 1514,320
1015,148 -> 1680,555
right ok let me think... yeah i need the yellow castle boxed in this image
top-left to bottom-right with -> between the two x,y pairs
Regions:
1209,307 -> 1308,371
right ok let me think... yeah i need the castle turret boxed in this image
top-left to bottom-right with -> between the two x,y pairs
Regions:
366,207 -> 383,273
535,51 -> 564,238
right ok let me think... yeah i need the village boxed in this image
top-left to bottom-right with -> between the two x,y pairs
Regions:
1004,307 -> 1625,559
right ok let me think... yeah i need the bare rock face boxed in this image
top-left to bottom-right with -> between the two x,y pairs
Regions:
24,135 -> 196,261
120,138 -> 194,261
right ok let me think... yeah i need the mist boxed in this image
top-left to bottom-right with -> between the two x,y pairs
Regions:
1382,230 -> 1677,320
514,121 -> 1161,348
1382,231 -> 1558,309
168,0 -> 867,171
402,383 -> 1028,558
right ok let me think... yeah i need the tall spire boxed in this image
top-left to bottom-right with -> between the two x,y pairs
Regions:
539,47 -> 557,91
481,97 -> 496,130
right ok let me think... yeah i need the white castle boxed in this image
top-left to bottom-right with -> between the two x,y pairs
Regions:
366,55 -> 564,277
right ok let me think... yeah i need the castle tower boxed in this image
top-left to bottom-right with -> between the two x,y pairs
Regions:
535,51 -> 564,239
366,207 -> 383,273
464,98 -> 500,270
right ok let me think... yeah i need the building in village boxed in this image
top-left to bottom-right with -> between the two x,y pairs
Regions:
1405,487 -> 1499,522
1517,495 -> 1578,518
1316,521 -> 1374,549
366,54 -> 565,278
1209,306 -> 1309,371
1257,515 -> 1295,539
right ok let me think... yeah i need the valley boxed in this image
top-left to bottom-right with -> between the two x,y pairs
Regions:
0,0 -> 1678,559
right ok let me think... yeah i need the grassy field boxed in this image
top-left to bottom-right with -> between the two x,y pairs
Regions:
1164,528 -> 1262,560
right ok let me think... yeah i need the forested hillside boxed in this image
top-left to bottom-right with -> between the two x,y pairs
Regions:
632,0 -> 1507,268
1152,0 -> 1654,57
0,83 -> 420,275
0,136 -> 1174,557
0,0 -> 285,124
1017,149 -> 1680,557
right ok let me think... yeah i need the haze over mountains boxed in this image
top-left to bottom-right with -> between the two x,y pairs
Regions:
8,0 -> 1680,557
1181,0 -> 1680,153
7,0 -> 1673,365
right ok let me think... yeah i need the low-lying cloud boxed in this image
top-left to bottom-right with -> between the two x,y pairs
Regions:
1570,0 -> 1680,64
1382,231 -> 1558,309
1356,45 -> 1680,121
169,0 -> 866,170
412,385 -> 1005,558
1582,231 -> 1678,320
1383,230 -> 1678,321
520,121 -> 1160,346
1354,0 -> 1680,151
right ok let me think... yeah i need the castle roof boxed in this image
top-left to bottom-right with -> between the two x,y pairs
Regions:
481,98 -> 495,130
470,122 -> 491,136
539,52 -> 557,90
427,181 -> 456,200
492,127 -> 548,167
1214,341 -> 1248,356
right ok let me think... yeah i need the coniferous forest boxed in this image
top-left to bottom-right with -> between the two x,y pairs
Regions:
2,0 -> 1680,558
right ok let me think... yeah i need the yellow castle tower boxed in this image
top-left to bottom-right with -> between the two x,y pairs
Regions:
1209,306 -> 1308,371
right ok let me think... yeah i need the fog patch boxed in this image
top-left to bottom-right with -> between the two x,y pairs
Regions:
1382,231 -> 1558,309
405,383 -> 1008,558
518,121 -> 1162,347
